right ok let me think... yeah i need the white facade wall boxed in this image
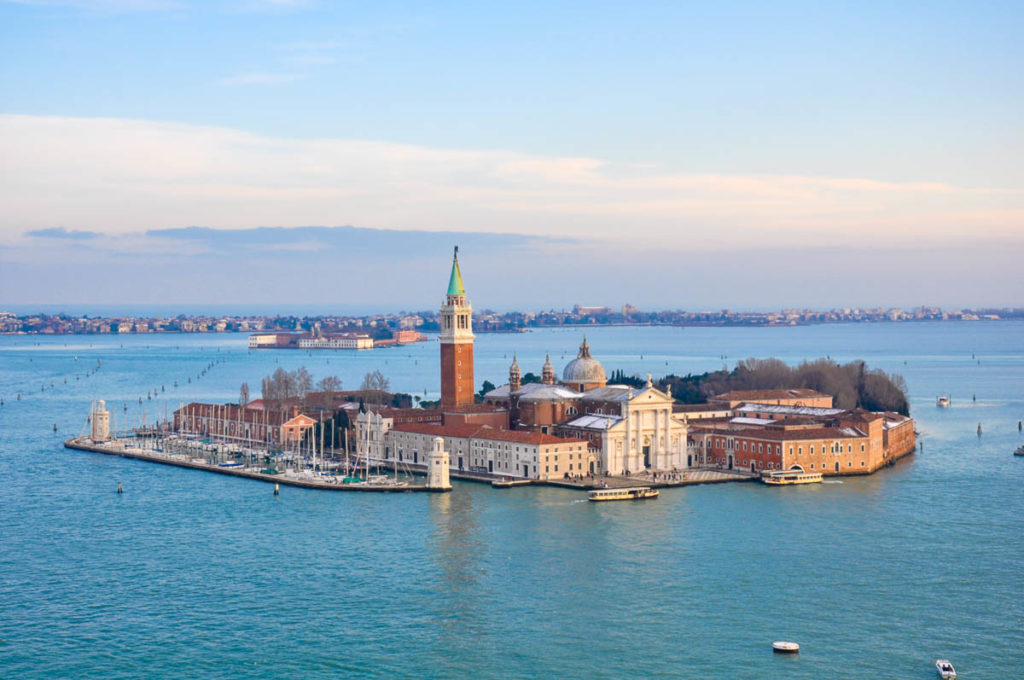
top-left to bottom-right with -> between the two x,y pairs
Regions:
298,335 -> 373,349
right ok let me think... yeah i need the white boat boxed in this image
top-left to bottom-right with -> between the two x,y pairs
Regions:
772,641 -> 799,654
937,396 -> 950,408
588,486 -> 659,502
762,467 -> 823,486
935,659 -> 956,679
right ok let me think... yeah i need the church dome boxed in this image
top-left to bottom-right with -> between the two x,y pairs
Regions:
562,338 -> 606,385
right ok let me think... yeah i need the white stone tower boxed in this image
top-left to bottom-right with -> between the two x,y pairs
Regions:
426,436 -> 451,490
91,400 -> 110,441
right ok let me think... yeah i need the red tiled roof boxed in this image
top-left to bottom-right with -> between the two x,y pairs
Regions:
390,422 -> 578,446
442,403 -> 508,414
710,389 -> 831,401
697,425 -> 860,441
673,403 -> 731,412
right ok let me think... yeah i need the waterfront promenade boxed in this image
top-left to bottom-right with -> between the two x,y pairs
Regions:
66,435 -> 755,494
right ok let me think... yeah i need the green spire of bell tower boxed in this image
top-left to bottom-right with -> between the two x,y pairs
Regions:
447,246 -> 465,297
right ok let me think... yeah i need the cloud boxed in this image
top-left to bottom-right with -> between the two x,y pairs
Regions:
2,225 -> 1021,309
26,227 -> 101,239
281,55 -> 337,65
1,0 -> 181,9
219,73 -> 307,86
0,114 -> 1020,253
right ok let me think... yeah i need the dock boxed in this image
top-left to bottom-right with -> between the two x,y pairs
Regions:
544,467 -> 757,491
369,457 -> 754,490
63,437 -> 447,493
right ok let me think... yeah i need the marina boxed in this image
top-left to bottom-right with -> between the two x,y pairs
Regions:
63,436 -> 445,493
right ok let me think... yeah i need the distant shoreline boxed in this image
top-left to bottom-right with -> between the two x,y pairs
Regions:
1,316 -> 1021,337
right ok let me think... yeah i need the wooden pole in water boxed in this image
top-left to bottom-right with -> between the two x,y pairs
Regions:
274,483 -> 279,496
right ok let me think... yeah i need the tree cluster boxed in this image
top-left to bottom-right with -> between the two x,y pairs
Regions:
260,366 -> 314,406
650,357 -> 910,415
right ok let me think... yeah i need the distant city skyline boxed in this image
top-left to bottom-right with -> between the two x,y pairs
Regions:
1,1 -> 1021,306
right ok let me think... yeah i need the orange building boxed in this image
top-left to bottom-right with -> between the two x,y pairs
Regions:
688,406 -> 915,475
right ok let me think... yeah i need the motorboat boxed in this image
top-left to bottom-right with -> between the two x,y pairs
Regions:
936,396 -> 950,408
1014,445 -> 1024,457
935,659 -> 956,679
772,641 -> 799,654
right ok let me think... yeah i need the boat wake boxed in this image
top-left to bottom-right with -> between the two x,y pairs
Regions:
822,480 -> 844,484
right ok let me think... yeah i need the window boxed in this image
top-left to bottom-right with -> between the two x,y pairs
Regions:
810,445 -> 815,454
810,464 -> 815,469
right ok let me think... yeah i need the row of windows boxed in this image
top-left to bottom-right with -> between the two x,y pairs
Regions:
788,443 -> 866,455
806,461 -> 866,469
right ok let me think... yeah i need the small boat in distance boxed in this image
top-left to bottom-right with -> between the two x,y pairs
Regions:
762,467 -> 823,486
937,395 -> 951,408
588,486 -> 659,502
772,641 -> 799,654
935,659 -> 956,679
1014,445 -> 1024,457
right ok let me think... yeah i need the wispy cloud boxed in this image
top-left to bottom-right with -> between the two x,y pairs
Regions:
219,72 -> 308,86
281,55 -> 337,65
1,115 -> 1020,253
278,40 -> 346,51
2,0 -> 181,9
26,227 -> 101,239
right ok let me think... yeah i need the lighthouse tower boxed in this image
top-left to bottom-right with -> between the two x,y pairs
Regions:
439,247 -> 475,409
91,400 -> 110,441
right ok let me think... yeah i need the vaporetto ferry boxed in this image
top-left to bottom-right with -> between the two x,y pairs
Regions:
587,486 -> 659,502
761,467 -> 823,486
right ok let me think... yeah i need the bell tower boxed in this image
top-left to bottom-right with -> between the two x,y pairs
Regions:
509,355 -> 521,393
439,247 -> 475,409
542,354 -> 555,385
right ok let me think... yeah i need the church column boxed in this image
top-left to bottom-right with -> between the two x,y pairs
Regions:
653,407 -> 660,470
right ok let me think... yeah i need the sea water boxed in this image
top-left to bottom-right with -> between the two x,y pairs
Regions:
0,322 -> 1022,678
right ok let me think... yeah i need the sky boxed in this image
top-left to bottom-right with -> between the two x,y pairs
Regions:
0,0 -> 1021,310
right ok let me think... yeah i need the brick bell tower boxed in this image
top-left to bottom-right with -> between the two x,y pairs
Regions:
440,246 -> 475,409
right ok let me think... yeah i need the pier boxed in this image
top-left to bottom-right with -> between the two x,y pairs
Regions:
368,457 -> 755,490
63,436 -> 448,493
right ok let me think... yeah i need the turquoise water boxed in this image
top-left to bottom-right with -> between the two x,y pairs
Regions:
1,322 -> 1022,678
